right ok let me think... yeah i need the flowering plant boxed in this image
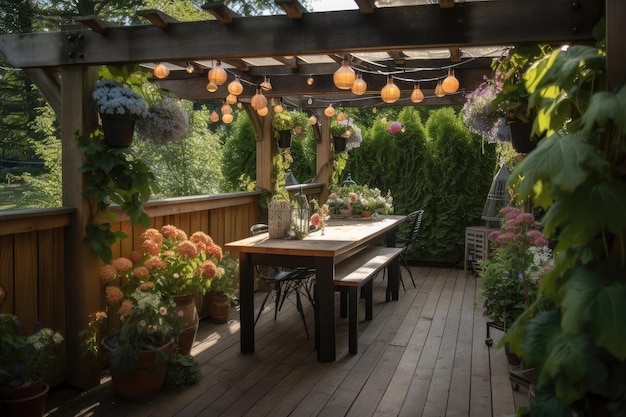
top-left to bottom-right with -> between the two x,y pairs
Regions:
136,96 -> 189,144
326,184 -> 393,216
330,118 -> 362,151
100,290 -> 181,374
207,251 -> 239,300
462,76 -> 510,144
479,206 -> 552,328
0,314 -> 63,391
92,79 -> 148,118
310,201 -> 330,234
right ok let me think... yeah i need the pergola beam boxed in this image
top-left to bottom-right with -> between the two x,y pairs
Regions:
275,0 -> 308,19
0,0 -> 601,69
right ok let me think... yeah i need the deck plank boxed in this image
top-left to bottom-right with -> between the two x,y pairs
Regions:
45,266 -> 523,417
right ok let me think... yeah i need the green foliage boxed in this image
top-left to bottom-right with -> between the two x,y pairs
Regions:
419,108 -> 497,263
221,114 -> 257,192
164,353 -> 201,390
133,104 -> 224,197
502,37 -> 626,416
76,130 -> 158,263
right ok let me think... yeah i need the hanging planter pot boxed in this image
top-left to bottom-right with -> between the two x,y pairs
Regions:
333,136 -> 347,153
100,114 -> 136,148
507,119 -> 537,154
277,130 -> 292,148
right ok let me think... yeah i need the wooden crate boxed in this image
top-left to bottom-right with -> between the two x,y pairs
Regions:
464,226 -> 497,275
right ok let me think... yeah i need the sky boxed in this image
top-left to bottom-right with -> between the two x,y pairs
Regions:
310,0 -> 359,12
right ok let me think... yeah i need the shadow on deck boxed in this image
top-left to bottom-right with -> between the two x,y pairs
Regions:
44,266 -> 529,417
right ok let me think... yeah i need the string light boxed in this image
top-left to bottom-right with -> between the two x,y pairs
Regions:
250,89 -> 267,110
411,83 -> 424,103
351,74 -> 367,95
221,102 -> 233,124
226,94 -> 237,105
227,77 -> 244,96
153,63 -> 169,79
260,76 -> 272,91
324,104 -> 335,117
210,111 -> 219,122
307,76 -> 314,86
257,106 -> 269,116
206,81 -> 218,93
274,102 -> 284,113
380,76 -> 401,103
333,55 -> 356,90
337,112 -> 346,122
208,60 -> 228,86
434,80 -> 446,97
442,69 -> 459,94
186,62 -> 195,74
309,115 -> 317,125
307,97 -> 313,105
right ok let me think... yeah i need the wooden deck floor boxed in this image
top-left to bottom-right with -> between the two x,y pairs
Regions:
45,266 -> 529,417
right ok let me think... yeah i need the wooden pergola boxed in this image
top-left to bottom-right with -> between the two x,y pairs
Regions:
0,0 -> 620,389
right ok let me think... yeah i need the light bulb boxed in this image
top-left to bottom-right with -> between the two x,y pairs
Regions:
411,83 -> 424,103
226,94 -> 237,105
307,76 -> 314,86
274,103 -> 284,113
434,80 -> 446,97
227,77 -> 244,96
260,77 -> 272,91
186,62 -> 194,74
442,69 -> 460,94
324,104 -> 335,117
333,56 -> 356,90
381,77 -> 400,104
337,112 -> 346,122
210,111 -> 219,122
372,107 -> 377,113
222,113 -> 233,124
221,102 -> 233,115
307,97 -> 313,105
308,115 -> 317,125
153,63 -> 170,79
351,74 -> 367,95
257,106 -> 269,116
208,60 -> 228,86
206,81 -> 218,93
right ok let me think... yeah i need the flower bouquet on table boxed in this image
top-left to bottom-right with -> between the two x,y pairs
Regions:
326,184 -> 393,218
0,314 -> 63,399
309,199 -> 330,234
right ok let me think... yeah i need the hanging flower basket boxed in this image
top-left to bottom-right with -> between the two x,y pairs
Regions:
277,130 -> 292,148
100,114 -> 136,148
333,136 -> 347,152
507,119 -> 537,154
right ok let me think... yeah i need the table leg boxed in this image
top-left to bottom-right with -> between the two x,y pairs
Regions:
239,252 -> 255,354
315,257 -> 335,362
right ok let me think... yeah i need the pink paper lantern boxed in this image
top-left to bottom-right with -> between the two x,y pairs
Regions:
387,121 -> 403,134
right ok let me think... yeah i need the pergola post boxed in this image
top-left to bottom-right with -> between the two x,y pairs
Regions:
60,65 -> 102,389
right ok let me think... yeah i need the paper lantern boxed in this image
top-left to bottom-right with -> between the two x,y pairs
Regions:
308,115 -> 317,125
351,74 -> 367,95
307,76 -> 314,86
257,106 -> 269,116
411,84 -> 424,103
274,103 -> 284,113
222,113 -> 233,124
210,111 -> 219,123
227,77 -> 244,96
206,81 -> 218,93
381,77 -> 400,104
387,121 -> 403,134
260,77 -> 272,91
221,102 -> 233,115
333,56 -> 356,90
442,69 -> 459,94
250,89 -> 267,110
226,94 -> 237,105
337,112 -> 346,122
324,104 -> 335,117
208,60 -> 228,86
153,63 -> 169,79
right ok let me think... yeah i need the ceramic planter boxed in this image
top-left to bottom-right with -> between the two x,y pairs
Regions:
172,294 -> 199,355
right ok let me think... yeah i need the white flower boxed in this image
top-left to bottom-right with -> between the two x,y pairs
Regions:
92,79 -> 148,118
136,97 -> 189,144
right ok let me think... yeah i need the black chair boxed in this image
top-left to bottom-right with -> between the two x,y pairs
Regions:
250,224 -> 315,338
387,209 -> 424,290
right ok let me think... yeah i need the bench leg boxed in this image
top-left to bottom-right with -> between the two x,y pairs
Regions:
348,287 -> 358,354
363,281 -> 373,321
340,290 -> 348,318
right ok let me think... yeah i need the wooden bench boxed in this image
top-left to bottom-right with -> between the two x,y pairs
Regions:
314,246 -> 403,354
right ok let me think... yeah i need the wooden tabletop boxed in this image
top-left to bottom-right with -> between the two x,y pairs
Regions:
225,215 -> 406,258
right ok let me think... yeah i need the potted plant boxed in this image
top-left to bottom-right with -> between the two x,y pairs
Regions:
91,225 -> 225,355
330,118 -> 362,152
99,289 -> 180,402
272,111 -> 294,148
206,251 -> 239,324
502,36 -> 626,416
462,76 -> 511,147
92,78 -> 148,148
0,314 -> 63,415
136,96 -> 190,144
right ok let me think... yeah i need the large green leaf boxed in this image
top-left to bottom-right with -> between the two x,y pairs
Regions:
582,88 -> 626,134
510,131 -> 609,203
560,263 -> 626,360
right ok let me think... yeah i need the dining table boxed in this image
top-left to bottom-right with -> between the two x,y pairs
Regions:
225,214 -> 406,362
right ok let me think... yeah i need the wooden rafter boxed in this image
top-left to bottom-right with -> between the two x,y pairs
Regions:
354,0 -> 377,14
136,9 -> 179,30
201,2 -> 240,24
275,0 -> 308,19
73,15 -> 115,33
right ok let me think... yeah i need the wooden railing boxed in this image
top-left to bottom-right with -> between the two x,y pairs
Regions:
0,184 -> 324,387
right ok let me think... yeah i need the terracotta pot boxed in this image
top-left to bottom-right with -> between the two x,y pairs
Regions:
100,114 -> 135,148
277,130 -> 292,148
361,210 -> 374,218
102,336 -> 174,402
172,294 -> 199,355
0,381 -> 49,417
207,292 -> 231,324
507,119 -> 537,154
333,136 -> 346,152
